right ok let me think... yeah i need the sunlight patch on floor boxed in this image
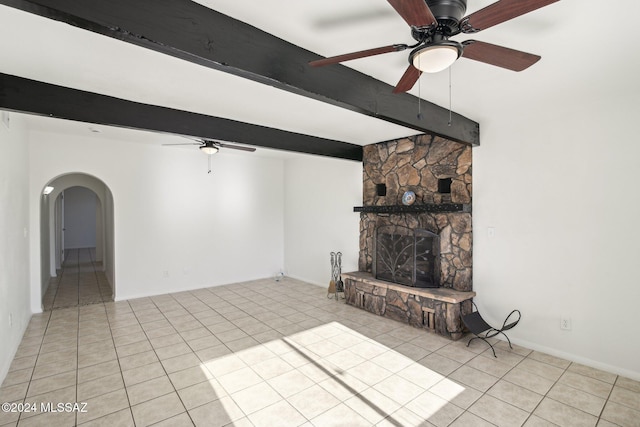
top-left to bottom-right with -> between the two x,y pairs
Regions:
197,321 -> 464,426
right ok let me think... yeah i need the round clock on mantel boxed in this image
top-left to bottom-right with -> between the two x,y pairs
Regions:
402,191 -> 416,206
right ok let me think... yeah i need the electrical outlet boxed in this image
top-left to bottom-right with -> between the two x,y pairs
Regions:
487,227 -> 496,238
561,317 -> 572,330
162,270 -> 170,278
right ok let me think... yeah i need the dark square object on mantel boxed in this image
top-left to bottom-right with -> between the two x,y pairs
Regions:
438,178 -> 452,194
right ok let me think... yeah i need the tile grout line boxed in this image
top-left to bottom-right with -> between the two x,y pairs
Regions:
75,249 -> 80,308
547,361 -> 621,423
166,292 -> 232,426
516,351 -> 569,426
168,291 -> 245,356
75,294 -> 82,425
521,358 -> 616,426
87,248 -> 104,304
172,286 -> 342,423
75,298 -> 80,426
16,308 -> 53,425
442,343 -> 527,426
596,375 -> 619,426
167,289 -> 287,424
47,249 -> 68,311
99,299 -> 136,427
418,340 -> 603,426
129,295 -> 195,426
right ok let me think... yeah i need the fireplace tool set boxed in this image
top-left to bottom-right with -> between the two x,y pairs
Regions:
327,251 -> 345,300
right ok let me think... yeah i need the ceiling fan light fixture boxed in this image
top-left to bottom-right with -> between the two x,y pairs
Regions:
411,41 -> 462,73
199,144 -> 219,155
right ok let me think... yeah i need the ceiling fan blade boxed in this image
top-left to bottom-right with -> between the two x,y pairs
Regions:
462,40 -> 540,71
162,143 -> 202,146
309,44 -> 407,67
393,65 -> 422,93
461,0 -> 559,33
218,143 -> 256,152
386,0 -> 437,27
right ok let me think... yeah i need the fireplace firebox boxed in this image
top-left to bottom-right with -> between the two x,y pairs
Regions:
373,226 -> 440,288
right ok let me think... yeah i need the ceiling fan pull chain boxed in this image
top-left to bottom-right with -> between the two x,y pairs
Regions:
208,154 -> 212,174
417,83 -> 422,120
448,66 -> 452,127
417,55 -> 423,120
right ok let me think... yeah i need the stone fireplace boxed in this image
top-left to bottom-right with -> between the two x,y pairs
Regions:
343,134 -> 475,339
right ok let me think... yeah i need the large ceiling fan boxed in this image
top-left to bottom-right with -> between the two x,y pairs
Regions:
310,0 -> 560,93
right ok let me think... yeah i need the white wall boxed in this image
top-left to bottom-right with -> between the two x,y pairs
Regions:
39,192 -> 50,297
54,194 -> 63,268
283,155 -> 362,286
28,129 -> 285,306
103,187 -> 115,288
473,90 -> 640,380
63,186 -> 97,249
0,113 -> 32,384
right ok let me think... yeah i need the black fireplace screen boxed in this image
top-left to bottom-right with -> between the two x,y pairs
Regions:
373,226 -> 439,288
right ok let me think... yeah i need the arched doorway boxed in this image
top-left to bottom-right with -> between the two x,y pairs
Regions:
40,173 -> 115,309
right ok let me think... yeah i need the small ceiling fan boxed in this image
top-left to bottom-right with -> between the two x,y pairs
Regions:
163,138 -> 256,173
163,138 -> 257,155
309,0 -> 560,93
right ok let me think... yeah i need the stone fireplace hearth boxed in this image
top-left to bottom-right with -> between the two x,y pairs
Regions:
344,134 -> 475,339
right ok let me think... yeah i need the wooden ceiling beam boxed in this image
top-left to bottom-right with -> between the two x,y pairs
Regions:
0,0 -> 480,146
0,73 -> 363,161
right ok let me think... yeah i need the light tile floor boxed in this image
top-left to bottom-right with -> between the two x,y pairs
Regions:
2,269 -> 639,426
42,248 -> 113,311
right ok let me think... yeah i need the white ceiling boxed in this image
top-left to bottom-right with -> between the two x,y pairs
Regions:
1,0 -> 639,156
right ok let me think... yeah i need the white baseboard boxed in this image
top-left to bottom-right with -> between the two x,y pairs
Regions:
511,337 -> 640,382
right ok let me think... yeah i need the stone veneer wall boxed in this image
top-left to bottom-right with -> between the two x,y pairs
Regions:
359,134 -> 473,291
